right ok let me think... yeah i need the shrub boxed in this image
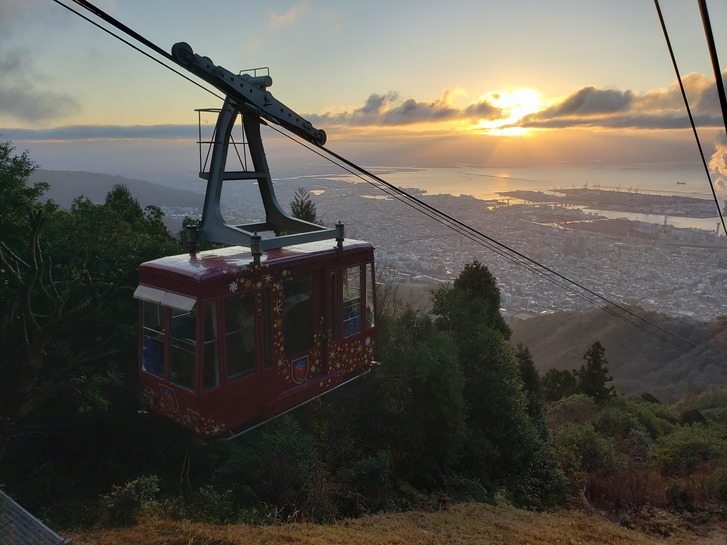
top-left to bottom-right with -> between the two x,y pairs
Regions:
650,424 -> 727,477
99,475 -> 160,527
550,423 -> 619,481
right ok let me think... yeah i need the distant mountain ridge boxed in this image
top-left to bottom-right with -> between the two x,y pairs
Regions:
511,307 -> 727,403
30,169 -> 201,210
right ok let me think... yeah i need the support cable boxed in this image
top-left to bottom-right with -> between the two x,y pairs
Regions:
698,0 -> 727,138
53,0 -> 726,359
50,0 -> 224,102
653,0 -> 727,237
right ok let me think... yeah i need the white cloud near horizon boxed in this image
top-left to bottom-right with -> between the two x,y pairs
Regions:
268,2 -> 309,29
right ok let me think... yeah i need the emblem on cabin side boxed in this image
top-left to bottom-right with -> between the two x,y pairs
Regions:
291,357 -> 309,384
159,385 -> 179,412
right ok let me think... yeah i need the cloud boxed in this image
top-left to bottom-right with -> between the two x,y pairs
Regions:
1,124 -> 198,141
310,90 -> 501,127
0,49 -> 80,123
520,73 -> 727,131
269,2 -> 309,29
540,86 -> 633,117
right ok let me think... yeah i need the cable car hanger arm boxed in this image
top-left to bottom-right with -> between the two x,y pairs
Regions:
171,42 -> 326,146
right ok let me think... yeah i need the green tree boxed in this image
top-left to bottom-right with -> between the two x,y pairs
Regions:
371,309 -> 467,486
432,259 -> 510,341
290,187 -> 319,224
0,145 -> 182,465
514,343 -> 548,436
433,261 -> 566,507
576,340 -> 615,403
650,424 -> 727,477
542,368 -> 578,402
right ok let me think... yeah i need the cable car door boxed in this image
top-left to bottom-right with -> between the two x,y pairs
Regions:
260,270 -> 324,417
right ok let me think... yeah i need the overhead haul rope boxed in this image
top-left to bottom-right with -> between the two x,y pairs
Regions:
51,0 -> 224,102
52,0 -> 725,359
653,0 -> 727,238
698,0 -> 727,139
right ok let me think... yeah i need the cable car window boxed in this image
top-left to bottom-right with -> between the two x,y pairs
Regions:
284,277 -> 313,356
225,293 -> 256,379
365,263 -> 375,329
170,308 -> 196,390
202,301 -> 220,390
141,301 -> 164,377
343,266 -> 362,337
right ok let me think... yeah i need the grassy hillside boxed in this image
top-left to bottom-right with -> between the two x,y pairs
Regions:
511,308 -> 727,403
66,503 -> 724,545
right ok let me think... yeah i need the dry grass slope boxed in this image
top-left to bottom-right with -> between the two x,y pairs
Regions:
68,503 -> 723,545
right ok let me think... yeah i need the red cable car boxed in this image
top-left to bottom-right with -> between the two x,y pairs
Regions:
135,241 -> 376,438
134,43 -> 377,438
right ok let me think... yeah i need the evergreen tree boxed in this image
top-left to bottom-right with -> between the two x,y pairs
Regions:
576,340 -> 615,403
357,308 -> 467,487
0,143 -> 182,468
514,343 -> 548,435
290,187 -> 319,224
432,260 -> 566,507
541,368 -> 579,402
431,259 -> 510,341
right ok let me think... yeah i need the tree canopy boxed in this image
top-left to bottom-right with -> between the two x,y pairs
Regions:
0,142 -> 183,463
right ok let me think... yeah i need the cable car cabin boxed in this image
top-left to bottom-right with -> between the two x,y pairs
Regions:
134,240 -> 376,439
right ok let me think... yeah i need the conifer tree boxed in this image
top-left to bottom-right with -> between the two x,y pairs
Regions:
290,187 -> 319,224
432,260 -> 566,506
541,368 -> 578,402
514,343 -> 548,434
576,340 -> 615,403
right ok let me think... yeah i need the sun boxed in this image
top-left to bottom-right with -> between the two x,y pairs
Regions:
475,88 -> 542,136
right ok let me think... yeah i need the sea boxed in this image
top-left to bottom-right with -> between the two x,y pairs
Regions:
321,163 -> 726,233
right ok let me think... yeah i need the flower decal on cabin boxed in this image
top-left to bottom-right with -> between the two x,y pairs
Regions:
328,348 -> 339,368
229,280 -> 239,293
211,423 -> 225,436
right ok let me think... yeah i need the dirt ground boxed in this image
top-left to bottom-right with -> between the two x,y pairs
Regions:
67,504 -> 727,545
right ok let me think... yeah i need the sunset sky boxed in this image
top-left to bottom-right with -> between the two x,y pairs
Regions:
1,0 -> 726,180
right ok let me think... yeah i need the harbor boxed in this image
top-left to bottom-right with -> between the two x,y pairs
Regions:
498,187 -> 722,219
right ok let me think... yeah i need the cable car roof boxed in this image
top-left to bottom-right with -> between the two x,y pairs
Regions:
139,239 -> 373,281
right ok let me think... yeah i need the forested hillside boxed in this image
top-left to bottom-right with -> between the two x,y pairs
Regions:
30,169 -> 200,209
511,308 -> 727,403
3,141 -> 727,540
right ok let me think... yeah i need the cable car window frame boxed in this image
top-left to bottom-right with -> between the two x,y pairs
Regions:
329,271 -> 339,341
223,291 -> 257,381
283,276 -> 314,357
141,300 -> 165,377
202,300 -> 221,390
169,307 -> 197,391
365,263 -> 375,330
262,288 -> 273,368
343,266 -> 362,338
